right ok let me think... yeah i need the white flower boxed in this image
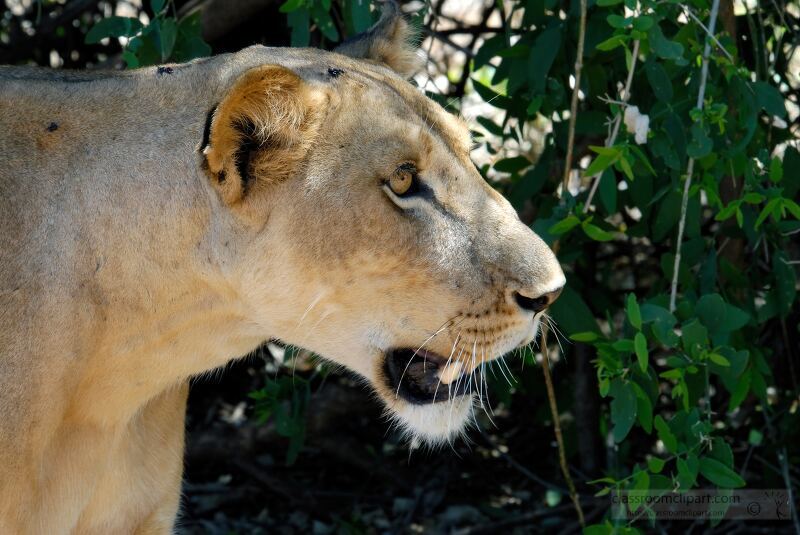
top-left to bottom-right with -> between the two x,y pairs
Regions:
624,105 -> 650,145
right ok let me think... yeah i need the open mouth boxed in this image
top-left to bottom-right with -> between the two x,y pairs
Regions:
383,348 -> 473,405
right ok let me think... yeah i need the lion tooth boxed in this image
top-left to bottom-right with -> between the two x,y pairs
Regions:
438,361 -> 463,385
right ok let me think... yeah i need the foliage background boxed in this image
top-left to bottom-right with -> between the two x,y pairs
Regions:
2,0 -> 799,532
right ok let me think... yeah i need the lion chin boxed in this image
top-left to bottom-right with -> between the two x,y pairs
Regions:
372,347 -> 486,446
388,396 -> 474,447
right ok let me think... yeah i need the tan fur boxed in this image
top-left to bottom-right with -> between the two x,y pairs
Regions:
0,7 -> 563,533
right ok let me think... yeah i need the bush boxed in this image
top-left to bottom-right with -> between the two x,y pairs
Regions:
8,0 -> 797,530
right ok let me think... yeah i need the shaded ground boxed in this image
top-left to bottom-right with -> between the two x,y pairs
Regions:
177,354 -> 795,534
178,354 -> 591,534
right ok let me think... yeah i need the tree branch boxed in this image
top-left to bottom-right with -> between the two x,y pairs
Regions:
669,0 -> 721,312
561,0 -> 589,200
541,325 -> 586,527
583,39 -> 641,213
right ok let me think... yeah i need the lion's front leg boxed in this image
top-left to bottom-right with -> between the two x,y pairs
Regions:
75,382 -> 189,535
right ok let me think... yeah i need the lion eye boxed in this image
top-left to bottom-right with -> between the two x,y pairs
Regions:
388,164 -> 418,196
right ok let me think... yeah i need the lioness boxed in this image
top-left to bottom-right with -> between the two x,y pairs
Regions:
0,4 -> 564,533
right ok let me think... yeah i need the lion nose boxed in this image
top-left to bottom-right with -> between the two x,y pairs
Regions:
513,285 -> 564,314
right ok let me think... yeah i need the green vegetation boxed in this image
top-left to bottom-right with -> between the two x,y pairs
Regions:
5,0 -> 797,530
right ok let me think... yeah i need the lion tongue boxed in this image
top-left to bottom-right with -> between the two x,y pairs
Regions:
437,361 -> 463,385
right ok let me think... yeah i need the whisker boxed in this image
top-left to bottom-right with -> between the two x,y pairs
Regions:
477,339 -> 496,425
433,331 -> 462,403
543,314 -> 568,355
394,315 -> 461,399
495,356 -> 514,387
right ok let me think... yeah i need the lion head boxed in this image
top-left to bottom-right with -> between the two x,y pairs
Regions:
201,4 -> 565,444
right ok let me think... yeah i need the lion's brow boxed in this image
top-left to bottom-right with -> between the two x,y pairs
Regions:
352,68 -> 471,159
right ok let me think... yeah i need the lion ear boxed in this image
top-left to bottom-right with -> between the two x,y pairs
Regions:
202,65 -> 324,206
333,1 -> 422,79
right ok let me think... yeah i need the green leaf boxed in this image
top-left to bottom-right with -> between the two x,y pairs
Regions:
310,3 -> 340,41
648,23 -> 684,60
681,319 -> 708,356
632,16 -> 654,31
626,293 -> 642,330
630,470 -> 650,512
348,0 -> 373,33
526,96 -> 544,116
287,8 -> 310,47
687,123 -> 712,159
634,332 -> 648,372
598,168 -> 617,214
629,145 -> 656,175
610,379 -> 638,443
748,429 -> 763,446
769,156 -> 783,182
677,454 -> 699,489
660,369 -> 682,380
585,147 -> 621,176
476,116 -> 504,136
494,156 -> 531,173
752,81 -> 786,118
617,155 -> 634,180
640,304 -> 676,325
571,331 -> 599,342
606,14 -> 630,29
85,16 -> 144,44
279,0 -> 306,13
709,353 -> 730,366
597,0 -> 623,5
699,457 -> 746,488
584,524 -> 614,535
709,437 -> 734,468
582,221 -> 616,241
172,12 -> 211,62
652,190 -> 681,242
150,0 -> 166,13
527,26 -> 562,94
647,457 -> 666,474
596,34 -> 627,51
549,285 -> 601,335
755,197 -> 781,228
654,415 -> 678,453
472,81 -> 512,109
122,50 -> 139,68
632,382 -> 653,433
645,60 -> 673,102
696,293 -> 726,332
549,214 -> 581,235
159,18 -> 177,61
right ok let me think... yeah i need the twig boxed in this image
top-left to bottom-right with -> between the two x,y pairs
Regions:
423,28 -> 476,57
583,39 -> 641,213
679,4 -> 735,62
669,0 -> 721,312
540,324 -> 585,527
561,0 -> 589,200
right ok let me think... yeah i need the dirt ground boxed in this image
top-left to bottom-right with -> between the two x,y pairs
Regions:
178,354 -> 796,534
177,352 -> 596,534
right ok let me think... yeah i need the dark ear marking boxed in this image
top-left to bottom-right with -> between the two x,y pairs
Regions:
232,119 -> 260,193
200,104 -> 217,152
